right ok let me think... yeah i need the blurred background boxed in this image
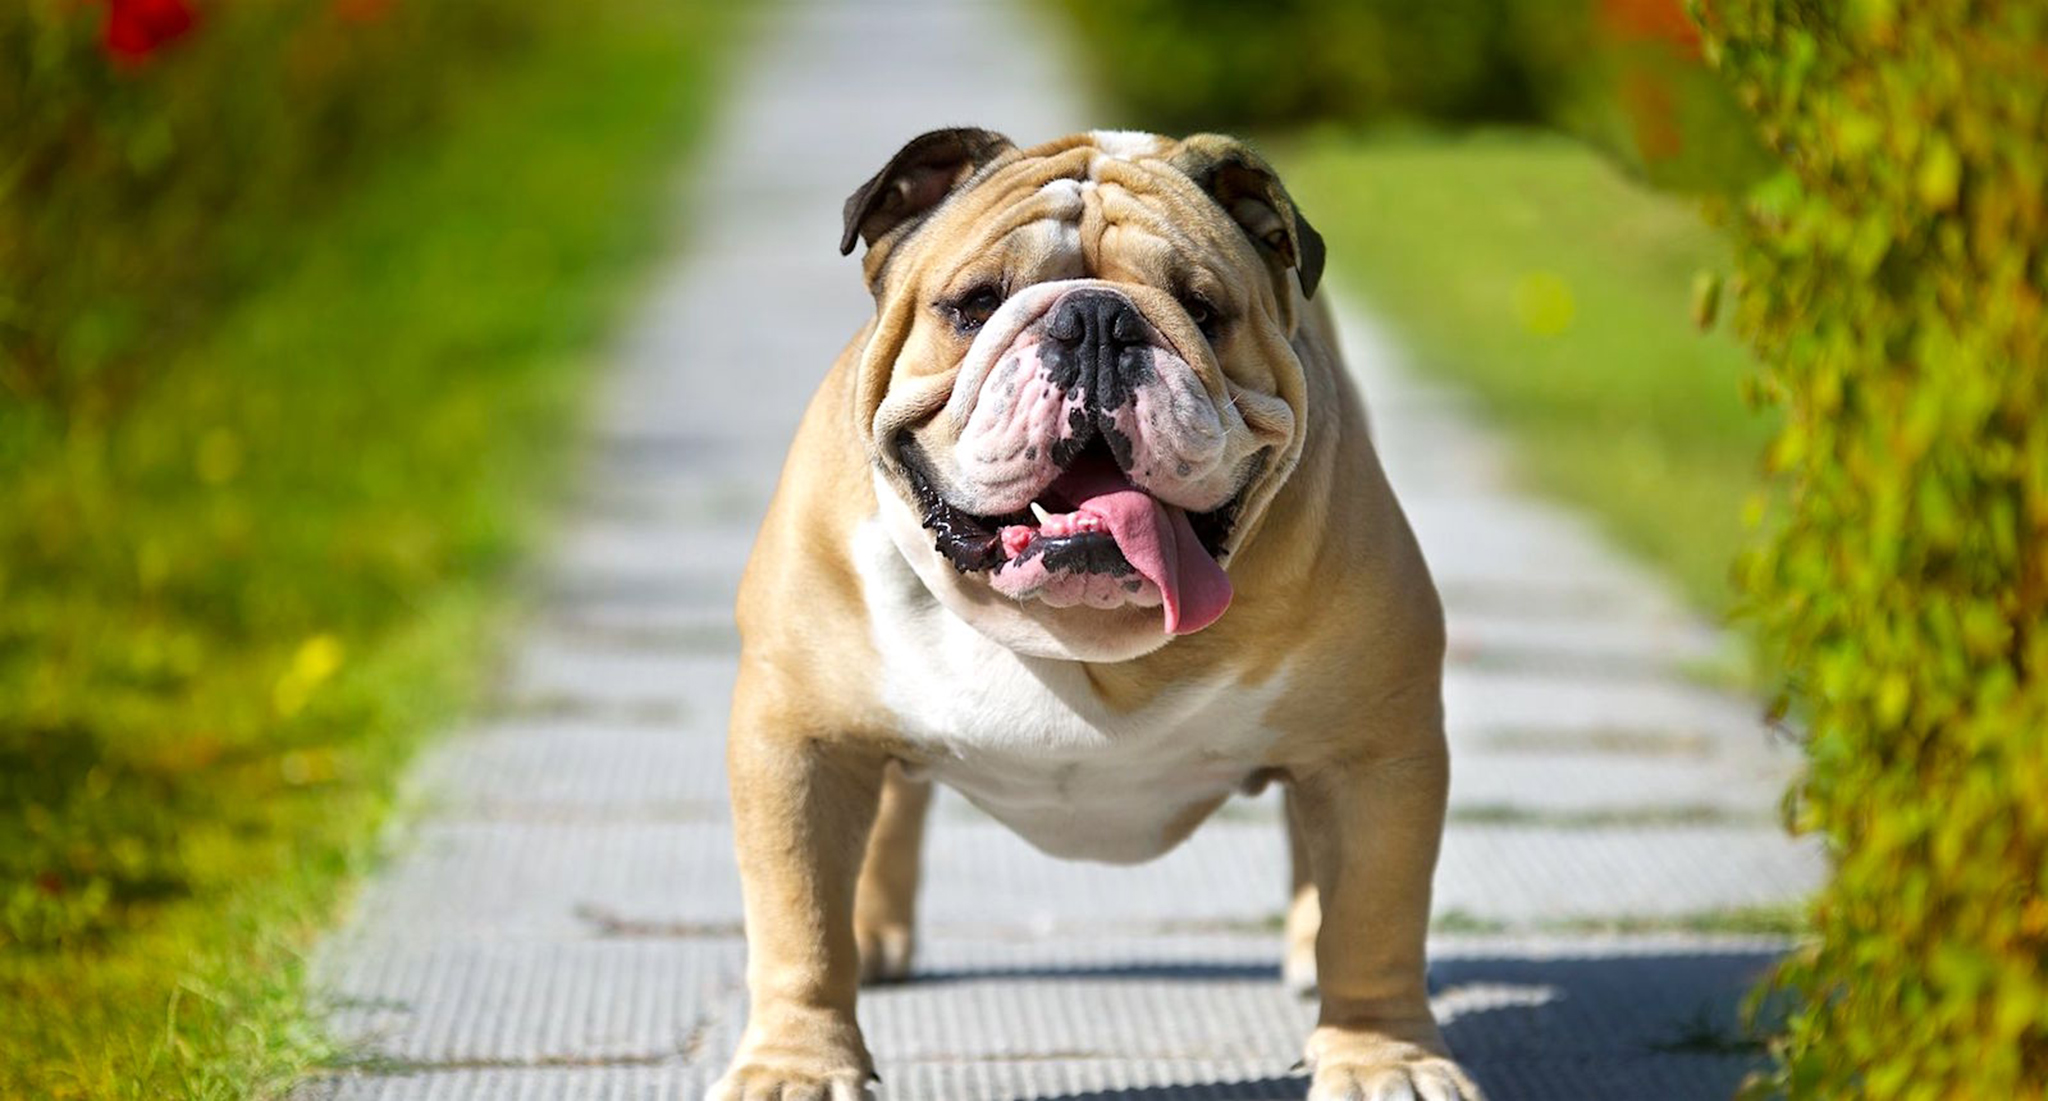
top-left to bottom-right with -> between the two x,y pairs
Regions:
4,0 -> 2041,1098
4,2 -> 736,1094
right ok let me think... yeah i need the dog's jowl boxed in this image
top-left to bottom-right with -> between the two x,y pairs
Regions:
714,129 -> 1482,1101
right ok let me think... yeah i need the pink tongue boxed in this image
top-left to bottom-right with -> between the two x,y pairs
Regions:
1051,463 -> 1233,634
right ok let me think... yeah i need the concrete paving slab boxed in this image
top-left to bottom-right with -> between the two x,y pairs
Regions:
307,1057 -> 1761,1101
547,520 -> 759,591
408,721 -> 728,821
334,810 -> 1817,946
305,1067 -> 720,1101
1445,609 -> 1725,675
1448,750 -> 1788,819
307,935 -> 1778,1100
496,643 -> 735,720
1434,826 -> 1820,922
339,822 -> 743,941
317,938 -> 743,1067
306,1058 -> 1759,1101
1444,667 -> 1777,747
531,611 -> 741,660
1403,495 -> 1672,607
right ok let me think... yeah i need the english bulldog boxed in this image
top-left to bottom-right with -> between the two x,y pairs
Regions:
713,128 -> 1479,1101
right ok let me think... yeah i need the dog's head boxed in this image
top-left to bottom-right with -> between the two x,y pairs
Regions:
847,129 -> 1324,662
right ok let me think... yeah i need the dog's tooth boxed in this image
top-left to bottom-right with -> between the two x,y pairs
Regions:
1029,501 -> 1054,526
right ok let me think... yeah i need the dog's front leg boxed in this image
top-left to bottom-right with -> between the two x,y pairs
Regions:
1290,746 -> 1485,1101
713,688 -> 887,1101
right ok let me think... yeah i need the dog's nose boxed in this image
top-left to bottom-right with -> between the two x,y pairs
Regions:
1044,290 -> 1150,413
1047,290 -> 1147,353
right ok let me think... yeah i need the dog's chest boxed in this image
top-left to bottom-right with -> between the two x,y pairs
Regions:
852,520 -> 1284,863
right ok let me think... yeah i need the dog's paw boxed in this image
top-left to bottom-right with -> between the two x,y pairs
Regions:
855,920 -> 914,985
1303,1030 -> 1483,1101
709,1060 -> 877,1101
1307,1057 -> 1480,1101
714,1010 -> 875,1101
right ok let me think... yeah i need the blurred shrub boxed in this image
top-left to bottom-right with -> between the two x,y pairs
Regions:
1049,0 -> 1550,130
0,0 -> 565,952
1,0 -> 546,417
0,0 -> 718,956
1,1 -> 726,1087
1699,1 -> 2048,1094
1047,0 -> 1770,194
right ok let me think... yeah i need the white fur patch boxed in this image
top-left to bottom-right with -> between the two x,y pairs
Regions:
1088,129 -> 1166,161
1035,177 -> 1092,208
851,516 -> 1286,863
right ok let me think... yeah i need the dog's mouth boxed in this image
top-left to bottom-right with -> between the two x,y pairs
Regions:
896,435 -> 1244,635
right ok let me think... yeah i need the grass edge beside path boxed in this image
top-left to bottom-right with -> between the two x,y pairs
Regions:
1280,128 -> 1775,624
0,7 -> 739,1098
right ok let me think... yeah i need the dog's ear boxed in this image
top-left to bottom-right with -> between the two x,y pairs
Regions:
1168,135 -> 1326,299
840,127 -> 1018,256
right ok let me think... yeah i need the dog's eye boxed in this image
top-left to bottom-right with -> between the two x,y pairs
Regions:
948,285 -> 1005,333
1181,295 -> 1223,341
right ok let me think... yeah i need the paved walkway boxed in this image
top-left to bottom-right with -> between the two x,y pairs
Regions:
301,2 -> 1821,1098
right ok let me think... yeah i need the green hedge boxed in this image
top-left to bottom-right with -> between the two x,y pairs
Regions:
1,2 -> 732,1094
1046,0 -> 1566,130
1043,0 -> 1767,194
1699,1 -> 2048,1094
2,0 -> 549,415
0,0 -> 575,955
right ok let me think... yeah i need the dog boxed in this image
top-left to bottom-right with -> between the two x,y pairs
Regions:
712,128 -> 1479,1101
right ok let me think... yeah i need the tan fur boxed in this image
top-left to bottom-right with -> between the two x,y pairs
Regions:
853,765 -> 932,984
714,133 -> 1481,1101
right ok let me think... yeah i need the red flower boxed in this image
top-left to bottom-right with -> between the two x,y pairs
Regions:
104,0 -> 197,64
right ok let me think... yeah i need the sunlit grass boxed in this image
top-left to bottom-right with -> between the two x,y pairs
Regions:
1283,129 -> 1773,617
0,5 -> 735,1096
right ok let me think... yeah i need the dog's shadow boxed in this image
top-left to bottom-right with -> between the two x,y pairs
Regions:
1017,1078 -> 1303,1101
907,961 -> 1281,984
876,947 -> 1785,1101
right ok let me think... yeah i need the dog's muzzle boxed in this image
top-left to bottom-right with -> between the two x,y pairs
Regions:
890,283 -> 1260,634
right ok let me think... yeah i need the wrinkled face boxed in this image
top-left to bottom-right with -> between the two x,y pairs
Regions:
859,135 -> 1310,662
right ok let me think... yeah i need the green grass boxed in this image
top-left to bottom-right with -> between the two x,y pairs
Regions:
0,5 -> 735,1096
1280,128 -> 1774,616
